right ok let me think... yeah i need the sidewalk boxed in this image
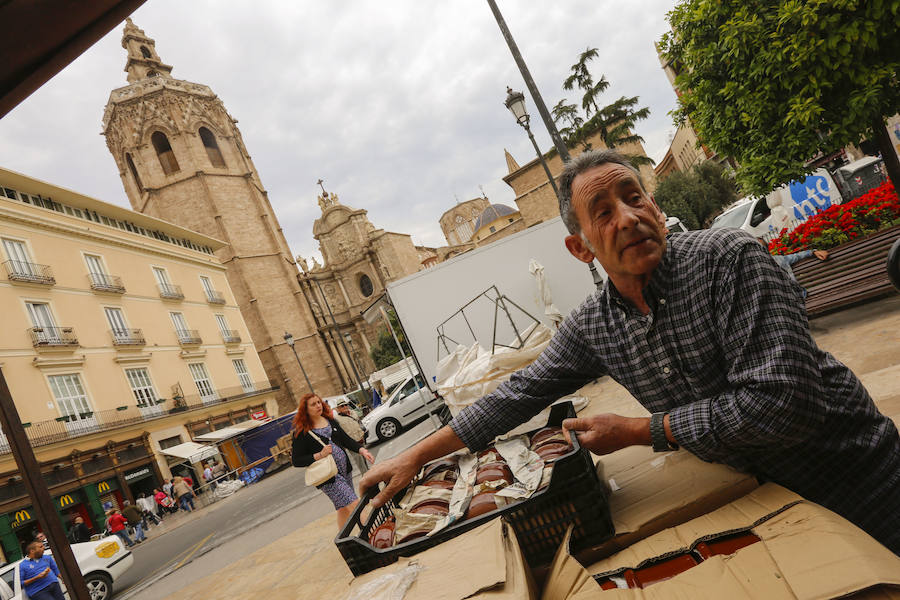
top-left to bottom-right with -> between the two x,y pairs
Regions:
152,295 -> 900,599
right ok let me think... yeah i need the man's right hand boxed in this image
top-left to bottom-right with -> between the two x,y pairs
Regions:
359,452 -> 423,509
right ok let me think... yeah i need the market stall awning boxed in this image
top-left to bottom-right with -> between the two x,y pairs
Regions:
161,442 -> 218,463
193,420 -> 264,443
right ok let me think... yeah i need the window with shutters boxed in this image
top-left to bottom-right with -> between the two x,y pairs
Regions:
232,359 -> 254,393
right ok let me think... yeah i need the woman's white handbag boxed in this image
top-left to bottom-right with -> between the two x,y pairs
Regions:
305,431 -> 338,486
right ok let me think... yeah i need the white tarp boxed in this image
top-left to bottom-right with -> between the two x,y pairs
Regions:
161,442 -> 218,463
193,420 -> 263,442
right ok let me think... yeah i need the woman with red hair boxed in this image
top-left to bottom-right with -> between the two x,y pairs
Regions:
291,393 -> 374,527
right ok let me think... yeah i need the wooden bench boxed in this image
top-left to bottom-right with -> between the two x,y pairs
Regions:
792,225 -> 900,316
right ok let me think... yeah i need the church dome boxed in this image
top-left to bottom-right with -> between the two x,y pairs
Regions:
473,204 -> 517,232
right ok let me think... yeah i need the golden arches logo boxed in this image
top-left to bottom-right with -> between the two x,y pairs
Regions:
13,510 -> 30,524
59,495 -> 75,508
97,482 -> 110,493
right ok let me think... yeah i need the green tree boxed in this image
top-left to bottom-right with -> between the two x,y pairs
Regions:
654,162 -> 739,230
554,47 -> 654,167
368,309 -> 412,370
659,0 -> 900,195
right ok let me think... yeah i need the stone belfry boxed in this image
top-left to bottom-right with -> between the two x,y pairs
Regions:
102,19 -> 344,413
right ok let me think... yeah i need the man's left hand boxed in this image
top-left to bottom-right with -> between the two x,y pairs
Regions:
562,413 -> 650,455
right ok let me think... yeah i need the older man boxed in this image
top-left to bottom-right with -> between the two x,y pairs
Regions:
361,150 -> 900,553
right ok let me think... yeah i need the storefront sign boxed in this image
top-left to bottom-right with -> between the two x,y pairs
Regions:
124,467 -> 151,482
251,410 -> 268,420
97,481 -> 111,493
11,509 -> 32,529
59,494 -> 76,508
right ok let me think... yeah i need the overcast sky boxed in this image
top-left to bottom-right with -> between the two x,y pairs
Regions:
0,0 -> 679,261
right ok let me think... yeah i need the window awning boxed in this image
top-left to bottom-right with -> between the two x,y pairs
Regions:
160,442 -> 218,463
193,420 -> 264,442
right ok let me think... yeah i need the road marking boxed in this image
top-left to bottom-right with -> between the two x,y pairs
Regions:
172,533 -> 215,570
117,532 -> 216,597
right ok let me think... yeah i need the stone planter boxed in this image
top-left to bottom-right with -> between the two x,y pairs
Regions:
794,225 -> 900,316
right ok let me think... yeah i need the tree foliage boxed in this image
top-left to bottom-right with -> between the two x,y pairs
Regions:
659,0 -> 900,195
368,309 -> 412,370
553,47 -> 654,167
654,161 -> 739,230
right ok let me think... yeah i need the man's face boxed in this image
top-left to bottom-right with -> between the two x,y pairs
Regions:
564,163 -> 666,282
28,543 -> 43,559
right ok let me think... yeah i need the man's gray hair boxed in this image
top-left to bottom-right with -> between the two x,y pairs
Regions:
557,149 -> 646,234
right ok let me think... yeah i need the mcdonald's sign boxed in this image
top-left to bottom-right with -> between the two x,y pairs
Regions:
97,481 -> 110,493
59,494 -> 75,508
12,510 -> 31,528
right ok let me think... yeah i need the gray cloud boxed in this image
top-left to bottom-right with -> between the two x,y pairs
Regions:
0,0 -> 678,260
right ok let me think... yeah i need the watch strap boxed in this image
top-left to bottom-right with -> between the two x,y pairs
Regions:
650,412 -> 677,452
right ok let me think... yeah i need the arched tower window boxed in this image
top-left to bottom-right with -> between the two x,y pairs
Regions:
140,45 -> 151,58
146,70 -> 159,78
125,153 -> 143,192
198,127 -> 226,168
151,131 -> 180,175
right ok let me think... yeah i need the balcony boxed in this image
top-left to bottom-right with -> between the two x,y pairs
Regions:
111,328 -> 145,346
157,282 -> 184,300
221,330 -> 241,344
29,326 -> 78,347
176,329 -> 202,345
3,260 -> 55,285
89,272 -> 125,293
205,289 -> 226,304
2,382 -> 278,453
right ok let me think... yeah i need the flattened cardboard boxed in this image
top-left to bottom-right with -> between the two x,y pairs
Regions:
591,445 -> 757,558
345,518 -> 535,600
544,484 -> 900,600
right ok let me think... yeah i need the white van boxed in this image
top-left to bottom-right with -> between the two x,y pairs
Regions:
711,168 -> 843,238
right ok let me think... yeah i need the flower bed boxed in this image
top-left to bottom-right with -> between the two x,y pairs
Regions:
768,181 -> 900,255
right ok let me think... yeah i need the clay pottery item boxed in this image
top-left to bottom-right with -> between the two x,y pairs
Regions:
464,491 -> 499,520
535,441 -> 572,462
421,479 -> 455,490
477,448 -> 502,463
409,498 -> 450,516
530,426 -> 564,448
369,518 -> 395,549
475,461 -> 513,486
421,458 -> 457,481
396,529 -> 430,544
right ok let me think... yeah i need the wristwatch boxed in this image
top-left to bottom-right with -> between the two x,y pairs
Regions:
650,412 -> 679,452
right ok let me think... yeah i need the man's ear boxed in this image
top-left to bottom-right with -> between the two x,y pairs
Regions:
565,234 -> 595,264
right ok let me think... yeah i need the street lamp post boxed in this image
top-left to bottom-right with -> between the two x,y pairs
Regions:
504,87 -> 604,288
283,332 -> 314,394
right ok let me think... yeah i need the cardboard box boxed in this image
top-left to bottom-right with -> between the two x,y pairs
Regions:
591,446 -> 758,560
345,518 -> 536,599
543,484 -> 900,600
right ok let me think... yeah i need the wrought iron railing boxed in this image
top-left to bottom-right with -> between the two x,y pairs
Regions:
3,260 -> 55,285
89,272 -> 126,293
205,289 -> 226,304
1,382 -> 278,453
157,282 -> 184,300
28,326 -> 78,346
221,330 -> 241,344
175,329 -> 202,345
111,328 -> 145,346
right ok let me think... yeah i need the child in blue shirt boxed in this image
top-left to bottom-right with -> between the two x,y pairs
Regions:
19,540 -> 64,600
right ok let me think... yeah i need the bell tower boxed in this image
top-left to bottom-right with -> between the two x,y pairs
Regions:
102,20 -> 345,413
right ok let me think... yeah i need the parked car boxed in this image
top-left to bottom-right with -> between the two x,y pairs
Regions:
361,374 -> 444,443
0,536 -> 133,600
665,216 -> 689,233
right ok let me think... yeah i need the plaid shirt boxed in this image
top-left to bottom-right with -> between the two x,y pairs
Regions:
450,228 -> 900,552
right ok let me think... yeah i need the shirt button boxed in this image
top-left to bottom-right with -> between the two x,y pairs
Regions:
659,298 -> 666,305
663,366 -> 671,375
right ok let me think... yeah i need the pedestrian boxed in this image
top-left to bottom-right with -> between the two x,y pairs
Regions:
19,540 -> 65,600
154,487 -> 176,515
35,531 -> 49,550
202,462 -> 216,491
67,516 -> 91,544
172,476 -> 195,512
760,239 -> 829,298
136,493 -> 161,527
122,500 -> 146,543
210,459 -> 226,483
361,149 -> 900,555
292,393 -> 374,529
162,478 -> 174,500
334,402 -> 368,473
106,509 -> 133,548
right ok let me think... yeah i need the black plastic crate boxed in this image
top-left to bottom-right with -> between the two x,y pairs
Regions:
335,401 -> 614,576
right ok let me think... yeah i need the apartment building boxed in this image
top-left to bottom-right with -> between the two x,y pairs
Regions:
0,167 -> 278,561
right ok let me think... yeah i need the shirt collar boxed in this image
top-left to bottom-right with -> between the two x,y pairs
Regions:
603,238 -> 675,314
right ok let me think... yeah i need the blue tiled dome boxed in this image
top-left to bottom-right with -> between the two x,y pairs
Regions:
473,204 -> 517,232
